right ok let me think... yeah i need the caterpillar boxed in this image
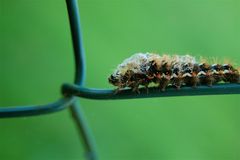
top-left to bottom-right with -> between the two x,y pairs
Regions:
108,53 -> 240,93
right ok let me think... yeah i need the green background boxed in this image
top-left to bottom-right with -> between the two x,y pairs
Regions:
1,0 -> 240,159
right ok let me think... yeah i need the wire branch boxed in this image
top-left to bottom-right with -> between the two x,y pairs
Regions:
0,97 -> 75,118
69,101 -> 98,160
62,83 -> 240,100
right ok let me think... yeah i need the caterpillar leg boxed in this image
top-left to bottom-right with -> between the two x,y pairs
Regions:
172,77 -> 183,90
213,74 -> 224,84
144,84 -> 149,94
114,87 -> 121,95
173,82 -> 181,90
192,77 -> 199,88
132,86 -> 140,94
159,78 -> 170,92
114,83 -> 125,94
229,72 -> 240,83
192,83 -> 197,88
203,76 -> 214,87
207,80 -> 213,87
183,76 -> 199,88
131,83 -> 140,94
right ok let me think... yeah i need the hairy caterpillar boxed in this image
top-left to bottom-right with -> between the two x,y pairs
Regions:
108,53 -> 240,93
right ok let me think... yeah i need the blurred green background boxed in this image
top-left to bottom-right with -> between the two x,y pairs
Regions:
1,0 -> 240,159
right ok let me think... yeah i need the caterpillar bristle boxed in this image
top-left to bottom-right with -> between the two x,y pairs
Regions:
199,56 -> 208,64
108,53 -> 240,93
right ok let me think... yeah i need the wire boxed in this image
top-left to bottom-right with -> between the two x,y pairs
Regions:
62,83 -> 240,100
66,0 -> 85,86
0,98 -> 75,118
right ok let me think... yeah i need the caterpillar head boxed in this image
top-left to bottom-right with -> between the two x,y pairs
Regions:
108,74 -> 121,86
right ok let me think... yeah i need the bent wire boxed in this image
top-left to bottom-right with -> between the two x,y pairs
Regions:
0,0 -> 98,160
0,0 -> 85,118
0,0 -> 83,119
